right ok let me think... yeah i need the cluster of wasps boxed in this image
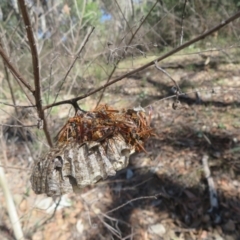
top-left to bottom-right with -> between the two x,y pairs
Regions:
30,104 -> 154,196
56,104 -> 154,152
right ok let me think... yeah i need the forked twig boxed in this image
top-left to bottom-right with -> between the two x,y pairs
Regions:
0,102 -> 36,108
154,61 -> 182,93
0,45 -> 34,93
18,0 -> 52,146
2,62 -> 18,115
43,10 -> 240,110
114,0 -> 133,36
80,195 -> 131,239
29,197 -> 62,235
106,194 -> 160,214
95,0 -> 159,107
154,61 -> 183,109
0,28 -> 32,102
51,26 -> 95,111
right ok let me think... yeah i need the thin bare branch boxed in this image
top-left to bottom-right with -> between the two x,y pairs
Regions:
128,0 -> 160,47
96,0 -> 159,107
154,61 -> 182,93
180,0 -> 188,45
30,197 -> 62,235
0,102 -> 36,108
51,26 -> 95,110
106,194 -> 160,214
0,140 -> 24,240
0,123 -> 37,128
0,45 -> 34,93
18,0 -> 40,97
2,62 -> 17,115
0,165 -> 28,171
202,155 -> 219,213
43,9 -> 240,110
18,0 -> 53,147
0,41 -> 35,105
114,0 -> 133,36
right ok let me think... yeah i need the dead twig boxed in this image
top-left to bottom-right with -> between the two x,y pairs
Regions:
0,165 -> 28,171
114,0 -> 133,36
2,61 -> 17,115
43,10 -> 240,110
154,60 -> 183,110
202,155 -> 219,212
80,195 -> 132,239
95,0 -> 159,107
0,102 -> 36,108
0,139 -> 24,240
0,45 -> 34,93
0,123 -> 37,128
180,0 -> 188,45
51,26 -> 95,112
106,194 -> 161,214
154,61 -> 182,93
30,197 -> 62,235
18,0 -> 52,147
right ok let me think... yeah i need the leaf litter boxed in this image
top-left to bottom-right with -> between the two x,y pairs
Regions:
1,52 -> 240,239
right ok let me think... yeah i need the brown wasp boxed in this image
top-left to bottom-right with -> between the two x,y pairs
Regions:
55,104 -> 154,152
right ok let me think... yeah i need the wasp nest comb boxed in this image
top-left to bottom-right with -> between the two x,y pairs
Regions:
30,104 -> 154,196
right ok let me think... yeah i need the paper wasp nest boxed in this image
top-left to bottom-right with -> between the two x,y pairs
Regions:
30,105 -> 153,196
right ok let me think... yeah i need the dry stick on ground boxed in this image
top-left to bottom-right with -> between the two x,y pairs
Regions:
29,197 -> 62,235
95,0 -> 159,107
80,195 -> 132,239
43,10 -> 240,111
105,194 -> 161,214
0,140 -> 24,240
18,0 -> 53,147
202,155 -> 219,212
100,212 -> 134,238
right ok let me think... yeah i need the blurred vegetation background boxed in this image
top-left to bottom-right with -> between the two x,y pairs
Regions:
0,0 -> 239,110
1,1 -> 240,239
0,0 -> 240,165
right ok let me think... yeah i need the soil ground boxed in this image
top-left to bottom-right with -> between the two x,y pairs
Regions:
1,49 -> 240,240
